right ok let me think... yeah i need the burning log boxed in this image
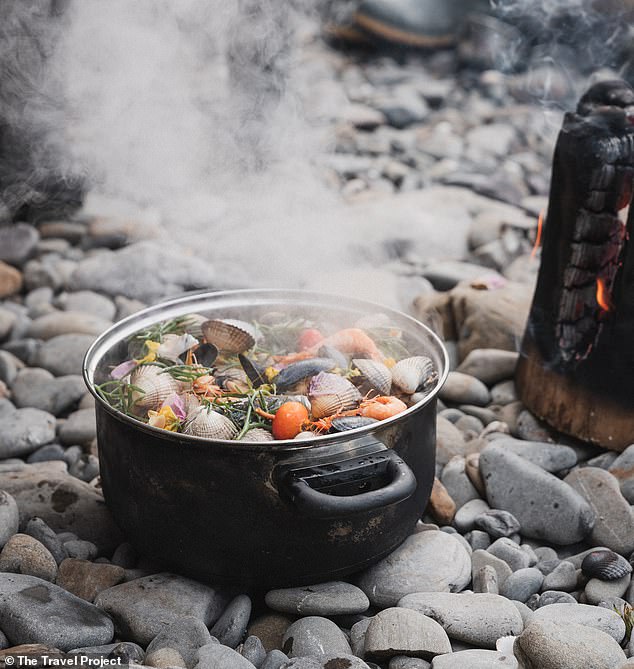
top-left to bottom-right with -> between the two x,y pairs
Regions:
516,79 -> 634,450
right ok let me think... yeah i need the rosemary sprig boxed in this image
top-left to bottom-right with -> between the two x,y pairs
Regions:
131,315 -> 196,344
95,379 -> 145,419
159,364 -> 212,382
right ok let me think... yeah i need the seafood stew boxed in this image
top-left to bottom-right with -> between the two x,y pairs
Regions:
88,292 -> 442,444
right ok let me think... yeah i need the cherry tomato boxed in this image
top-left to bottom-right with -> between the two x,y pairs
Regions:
272,401 -> 309,440
298,328 -> 324,351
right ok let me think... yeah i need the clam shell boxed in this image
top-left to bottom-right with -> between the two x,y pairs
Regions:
183,313 -> 209,339
353,358 -> 392,395
330,416 -> 378,432
308,372 -> 362,418
391,356 -> 436,394
183,407 -> 238,440
239,428 -> 274,442
275,358 -> 336,392
293,431 -> 319,440
581,550 -> 632,581
201,319 -> 256,353
130,365 -> 181,411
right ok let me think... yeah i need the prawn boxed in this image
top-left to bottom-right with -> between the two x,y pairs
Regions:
356,395 -> 407,421
276,328 -> 384,365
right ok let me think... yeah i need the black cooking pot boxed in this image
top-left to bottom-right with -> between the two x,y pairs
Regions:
83,289 -> 448,587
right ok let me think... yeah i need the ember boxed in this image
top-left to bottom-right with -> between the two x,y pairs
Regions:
595,277 -> 613,313
530,210 -> 545,259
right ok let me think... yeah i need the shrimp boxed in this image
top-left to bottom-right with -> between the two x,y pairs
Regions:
192,374 -> 223,398
357,395 -> 407,421
275,328 -> 384,365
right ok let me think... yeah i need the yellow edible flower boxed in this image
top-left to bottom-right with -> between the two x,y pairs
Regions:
136,340 -> 161,365
147,405 -> 180,432
383,357 -> 397,369
264,366 -> 280,382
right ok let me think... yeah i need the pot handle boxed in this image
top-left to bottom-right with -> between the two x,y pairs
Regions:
277,449 -> 417,518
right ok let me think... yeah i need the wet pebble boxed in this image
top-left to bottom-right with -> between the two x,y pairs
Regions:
398,592 -> 523,649
357,531 -> 471,607
439,372 -> 490,407
428,478 -> 457,525
364,607 -> 451,662
56,558 -> 125,602
440,457 -> 480,508
209,595 -> 252,648
0,261 -> 24,298
26,443 -> 67,464
0,491 -> 19,548
265,582 -> 369,617
195,642 -> 255,669
471,549 -> 512,589
282,616 -> 351,659
0,572 -> 114,651
248,614 -> 293,653
539,590 -> 577,606
94,573 -> 228,646
63,539 -> 98,561
260,649 -> 289,669
480,443 -> 595,545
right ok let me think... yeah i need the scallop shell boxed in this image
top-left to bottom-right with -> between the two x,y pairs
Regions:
293,431 -> 318,440
201,319 -> 256,353
130,365 -> 181,411
581,550 -> 632,581
308,372 -> 362,419
239,428 -> 274,442
182,407 -> 238,440
352,358 -> 392,395
391,356 -> 436,394
275,358 -> 336,393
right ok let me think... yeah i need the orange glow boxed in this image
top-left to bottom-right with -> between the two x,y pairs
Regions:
596,278 -> 613,313
531,211 -> 545,259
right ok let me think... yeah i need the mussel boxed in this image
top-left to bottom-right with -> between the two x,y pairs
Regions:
194,343 -> 218,368
318,345 -> 348,370
182,406 -> 238,440
239,353 -> 268,388
308,372 -> 362,419
130,365 -> 181,412
330,416 -> 378,432
352,358 -> 392,396
275,358 -> 336,393
391,356 -> 437,394
581,550 -> 632,581
202,319 -> 256,354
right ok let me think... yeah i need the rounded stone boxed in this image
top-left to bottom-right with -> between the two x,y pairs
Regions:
500,568 -> 544,603
0,573 -> 114,651
431,649 -> 518,668
533,603 -> 625,643
209,595 -> 252,649
439,372 -> 490,407
0,533 -> 58,582
398,592 -> 523,649
11,368 -> 86,417
282,616 -> 351,659
58,409 -> 97,445
474,510 -> 521,538
514,619 -> 626,669
57,559 -> 125,602
146,616 -> 212,668
542,561 -> 577,592
265,582 -> 369,616
479,443 -> 595,545
487,538 -> 530,572
585,574 -> 631,605
0,490 -> 19,549
0,408 -> 56,458
35,334 -> 96,377
357,531 -> 472,607
456,348 -> 519,385
364,608 -> 451,662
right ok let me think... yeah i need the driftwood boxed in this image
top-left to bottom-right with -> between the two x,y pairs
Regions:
516,80 -> 634,450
